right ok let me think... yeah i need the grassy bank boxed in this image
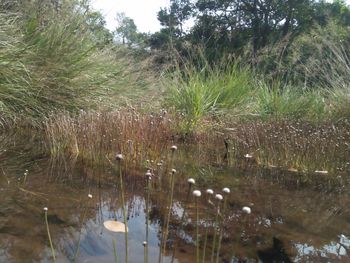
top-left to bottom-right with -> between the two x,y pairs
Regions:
0,0 -> 159,126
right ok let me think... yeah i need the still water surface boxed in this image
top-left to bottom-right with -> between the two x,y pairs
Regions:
0,146 -> 349,262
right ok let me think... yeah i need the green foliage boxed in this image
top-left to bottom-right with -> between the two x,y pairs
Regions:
0,0 -> 156,125
256,81 -> 326,120
115,12 -> 147,47
165,59 -> 254,129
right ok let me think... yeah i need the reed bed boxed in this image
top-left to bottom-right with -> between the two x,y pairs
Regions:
44,109 -> 350,177
44,109 -> 175,171
228,119 -> 350,174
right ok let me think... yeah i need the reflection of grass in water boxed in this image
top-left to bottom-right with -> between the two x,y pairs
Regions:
73,194 -> 92,262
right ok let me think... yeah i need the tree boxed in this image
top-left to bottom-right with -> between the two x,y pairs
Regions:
85,11 -> 113,47
115,12 -> 140,46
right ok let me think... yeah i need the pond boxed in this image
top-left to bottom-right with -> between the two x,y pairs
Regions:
0,140 -> 350,263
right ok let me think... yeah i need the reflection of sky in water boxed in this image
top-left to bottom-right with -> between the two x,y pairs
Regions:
64,196 -> 180,263
294,234 -> 350,261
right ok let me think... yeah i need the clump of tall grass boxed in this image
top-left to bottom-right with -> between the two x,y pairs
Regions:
165,57 -> 255,130
0,0 -> 159,125
255,81 -> 326,120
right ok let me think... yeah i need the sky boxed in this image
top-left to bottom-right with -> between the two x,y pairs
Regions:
91,0 -> 350,33
91,0 -> 169,33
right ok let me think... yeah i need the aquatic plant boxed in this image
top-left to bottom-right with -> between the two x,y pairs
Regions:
202,188 -> 214,263
43,207 -> 56,262
242,206 -> 252,214
215,188 -> 230,263
45,109 -> 174,170
143,241 -> 148,263
210,194 -> 223,263
193,190 -> 202,263
159,146 -> 178,263
116,153 -> 128,263
145,170 -> 152,263
160,168 -> 177,263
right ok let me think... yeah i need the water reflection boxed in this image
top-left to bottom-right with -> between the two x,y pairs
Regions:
0,154 -> 350,262
294,234 -> 350,262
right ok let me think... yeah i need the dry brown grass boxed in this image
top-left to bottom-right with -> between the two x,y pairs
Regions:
44,109 -> 176,171
227,119 -> 350,174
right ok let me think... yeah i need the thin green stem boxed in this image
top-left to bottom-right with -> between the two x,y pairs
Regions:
196,198 -> 200,263
201,207 -> 210,263
215,196 -> 228,263
160,150 -> 176,263
113,239 -> 119,263
44,210 -> 56,262
161,169 -> 175,261
210,203 -> 221,263
145,178 -> 150,263
119,163 -> 128,263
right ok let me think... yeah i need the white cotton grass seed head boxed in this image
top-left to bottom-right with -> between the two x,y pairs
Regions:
171,145 -> 178,151
215,194 -> 223,201
88,194 -> 92,199
187,178 -> 195,185
43,207 -> 48,212
242,206 -> 251,214
206,189 -> 214,195
115,154 -> 123,161
171,168 -> 177,174
145,171 -> 152,177
222,187 -> 230,194
143,241 -> 147,246
193,190 -> 201,197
